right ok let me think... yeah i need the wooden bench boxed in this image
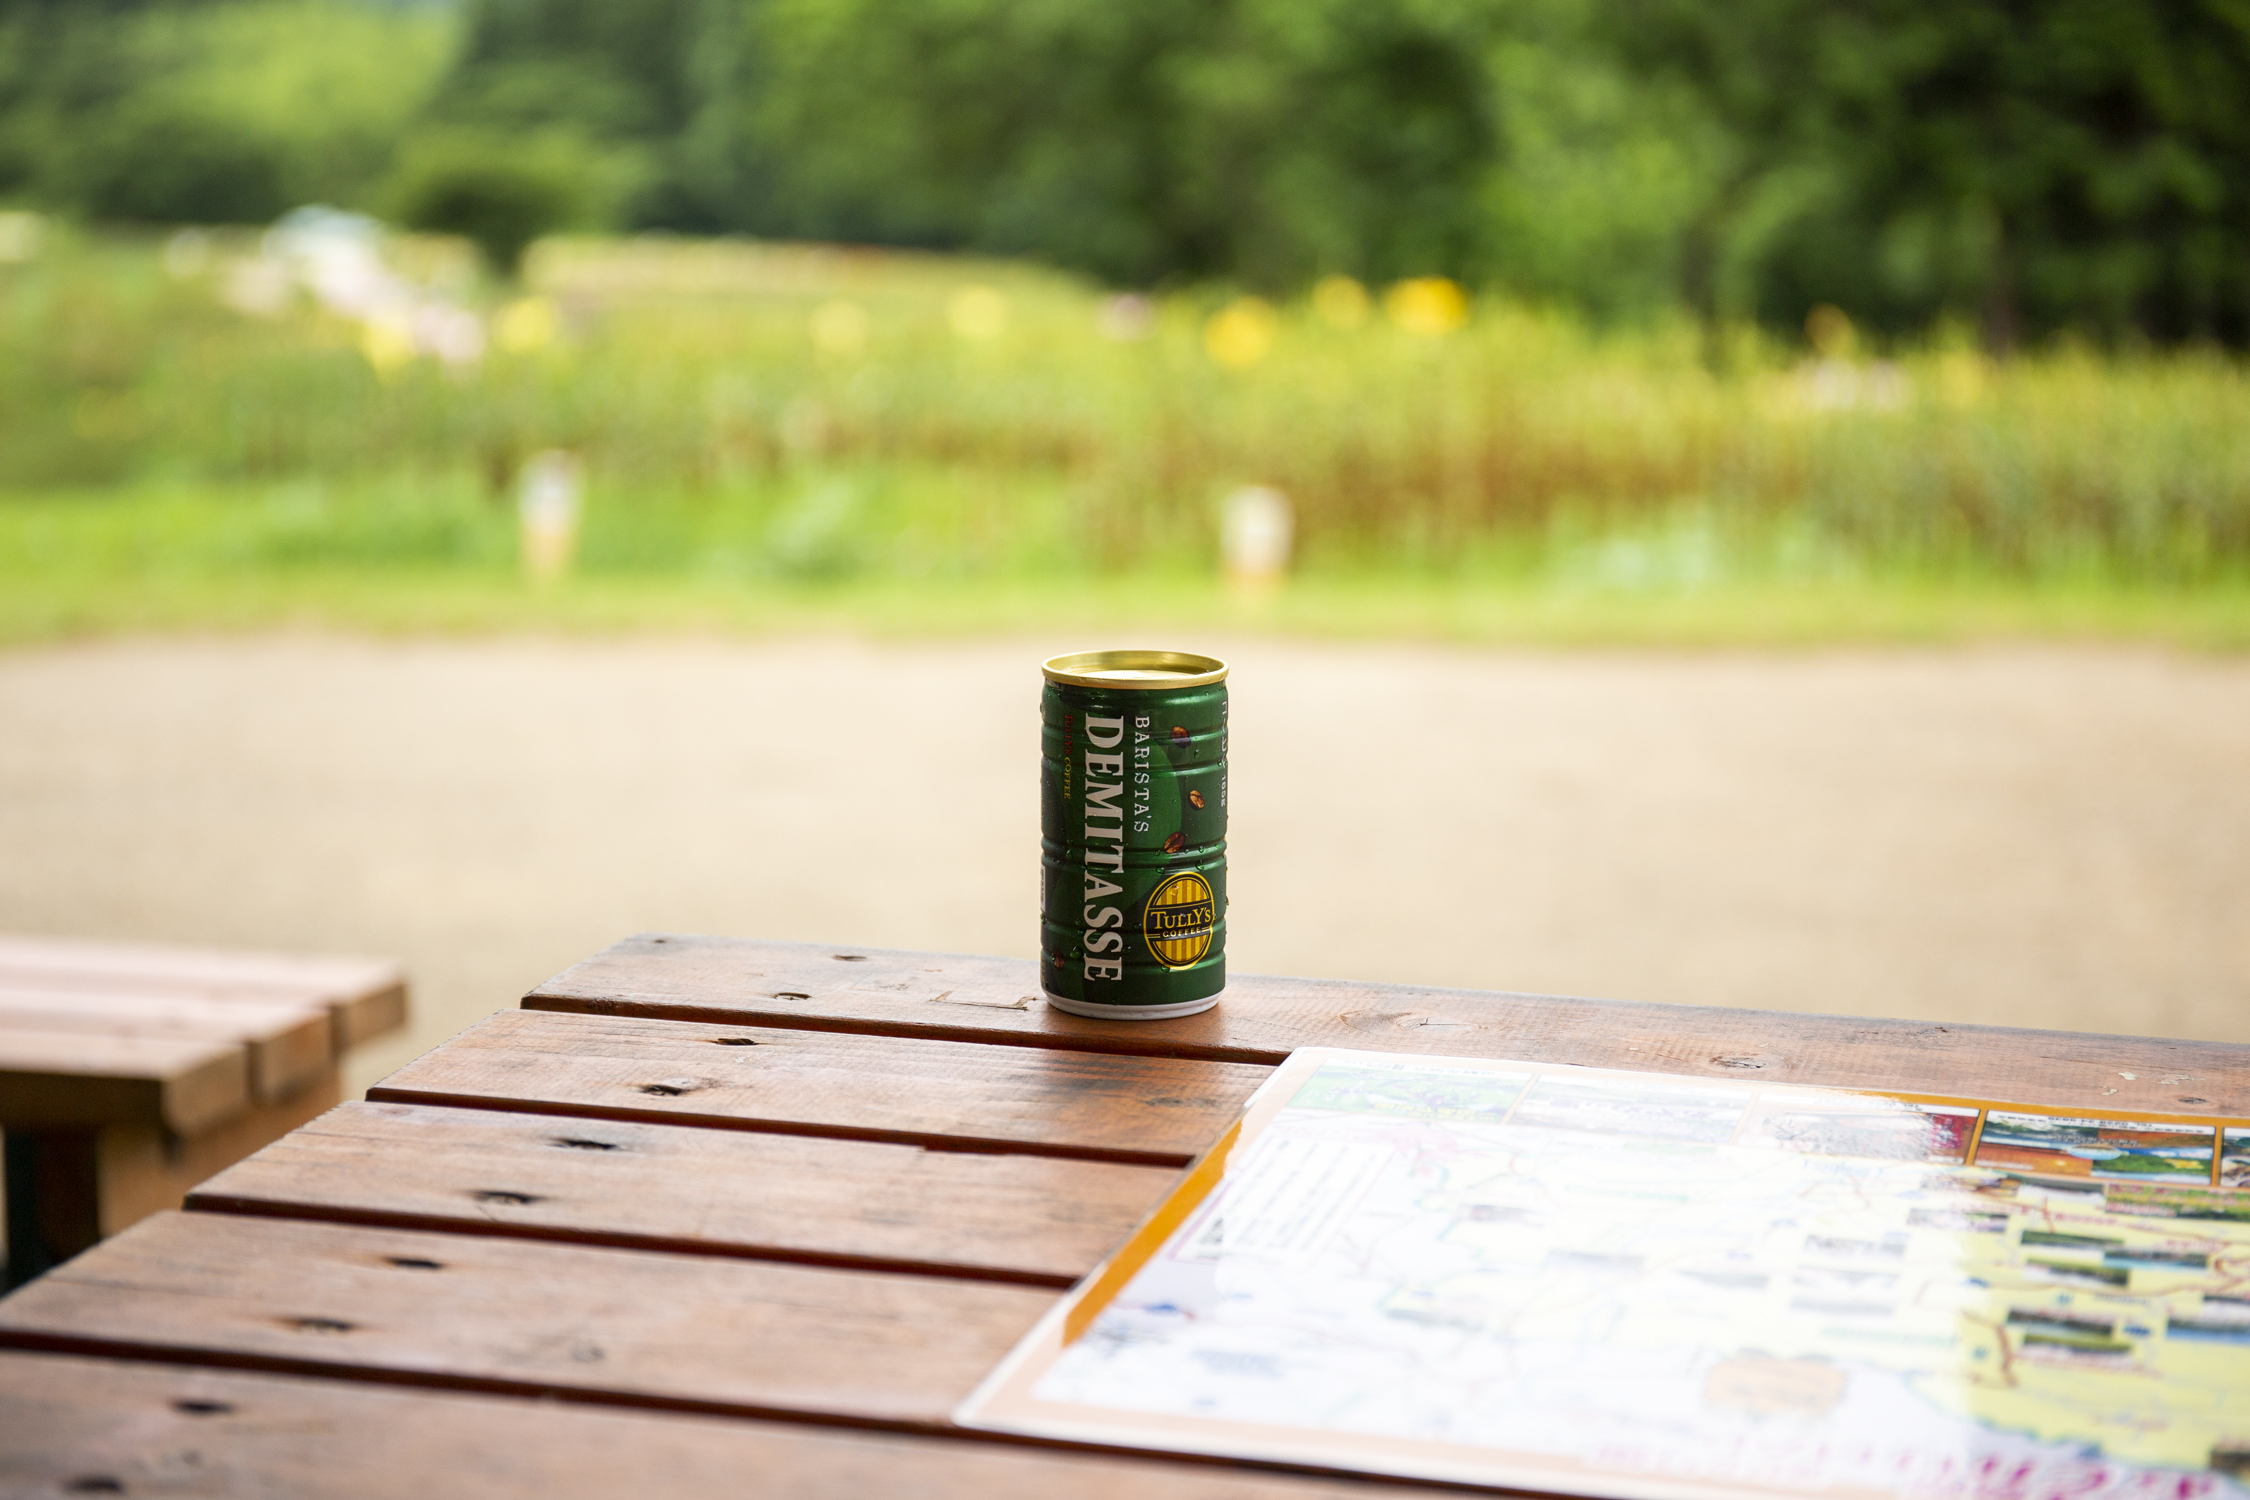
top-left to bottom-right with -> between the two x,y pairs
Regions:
0,933 -> 2242,1496
0,935 -> 407,1286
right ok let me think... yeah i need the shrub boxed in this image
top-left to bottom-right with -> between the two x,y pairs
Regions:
74,104 -> 292,226
383,131 -> 596,278
4,0 -> 454,225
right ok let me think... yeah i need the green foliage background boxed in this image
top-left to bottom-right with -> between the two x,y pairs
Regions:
5,229 -> 2246,585
1,0 -> 2247,646
4,0 -> 2247,343
0,0 -> 453,223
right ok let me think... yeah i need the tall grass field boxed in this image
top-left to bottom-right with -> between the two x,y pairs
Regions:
5,223 -> 2248,645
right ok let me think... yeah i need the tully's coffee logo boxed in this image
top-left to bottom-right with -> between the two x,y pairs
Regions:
1143,871 -> 1216,969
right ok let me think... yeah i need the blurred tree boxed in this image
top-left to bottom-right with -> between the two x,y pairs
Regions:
1616,0 -> 2250,347
1474,0 -> 1722,319
0,0 -> 455,224
429,0 -> 709,227
670,0 -> 1726,312
1,0 -> 2242,345
383,128 -> 597,277
678,0 -> 1517,289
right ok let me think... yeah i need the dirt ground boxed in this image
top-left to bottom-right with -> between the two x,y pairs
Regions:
1,635 -> 2245,1096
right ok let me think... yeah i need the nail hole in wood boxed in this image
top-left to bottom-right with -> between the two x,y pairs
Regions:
172,1399 -> 234,1416
553,1137 -> 622,1151
473,1189 -> 542,1205
64,1479 -> 124,1494
291,1317 -> 356,1335
710,1036 -> 760,1046
387,1257 -> 443,1271
832,954 -> 867,961
1710,1055 -> 1765,1070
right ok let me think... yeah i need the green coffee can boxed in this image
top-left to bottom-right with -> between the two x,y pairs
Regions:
1040,649 -> 1228,1020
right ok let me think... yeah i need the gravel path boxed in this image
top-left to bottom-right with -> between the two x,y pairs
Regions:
2,635 -> 2244,1094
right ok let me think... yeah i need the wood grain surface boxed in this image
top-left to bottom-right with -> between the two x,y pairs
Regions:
187,1100 -> 1178,1286
527,934 -> 2250,1114
99,1070 -> 342,1239
0,1029 -> 249,1133
0,985 -> 332,1102
0,1211 -> 1054,1428
0,935 -> 408,1054
370,1009 -> 1269,1167
0,934 -> 399,997
0,1352 -> 1469,1500
27,931 -> 2249,1495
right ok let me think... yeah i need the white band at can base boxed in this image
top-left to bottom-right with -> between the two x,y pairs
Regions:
1042,990 -> 1223,1021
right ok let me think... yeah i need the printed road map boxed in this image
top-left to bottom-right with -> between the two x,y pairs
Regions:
959,1051 -> 2250,1500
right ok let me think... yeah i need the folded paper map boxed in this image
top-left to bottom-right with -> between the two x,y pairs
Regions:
958,1049 -> 2250,1500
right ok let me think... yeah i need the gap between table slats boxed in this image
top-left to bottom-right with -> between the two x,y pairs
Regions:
0,1215 -> 1501,1495
524,934 -> 2250,1115
367,1009 -> 1270,1168
0,1350 -> 1481,1500
0,1211 -> 1051,1433
186,1100 -> 1179,1288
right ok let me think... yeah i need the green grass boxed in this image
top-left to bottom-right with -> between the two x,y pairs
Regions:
6,475 -> 2245,648
4,227 -> 2249,648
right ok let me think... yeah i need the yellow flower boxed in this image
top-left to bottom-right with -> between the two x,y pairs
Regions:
494,297 -> 559,354
1311,275 -> 1369,329
360,316 -> 416,379
1384,277 -> 1468,337
947,285 -> 1008,340
810,299 -> 870,358
1936,350 -> 1989,408
1204,298 -> 1277,369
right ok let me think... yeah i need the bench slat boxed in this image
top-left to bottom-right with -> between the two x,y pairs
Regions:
0,1352 -> 1464,1499
369,1010 -> 1268,1167
0,985 -> 333,1102
0,1211 -> 1053,1429
527,933 -> 2250,1114
188,1100 -> 1178,1286
0,935 -> 407,1052
0,1030 -> 249,1133
0,934 -> 399,995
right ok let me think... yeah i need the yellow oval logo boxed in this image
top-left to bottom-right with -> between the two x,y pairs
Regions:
1143,871 -> 1216,969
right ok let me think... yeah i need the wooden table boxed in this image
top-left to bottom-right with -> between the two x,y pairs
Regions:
1,933 -> 2244,1497
0,936 -> 408,1286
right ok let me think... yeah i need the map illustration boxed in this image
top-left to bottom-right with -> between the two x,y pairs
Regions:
961,1051 -> 2250,1500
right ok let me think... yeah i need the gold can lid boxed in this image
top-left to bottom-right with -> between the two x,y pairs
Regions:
1042,649 -> 1229,690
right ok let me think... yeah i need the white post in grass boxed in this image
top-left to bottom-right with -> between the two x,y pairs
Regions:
518,451 -> 583,583
1221,485 -> 1293,597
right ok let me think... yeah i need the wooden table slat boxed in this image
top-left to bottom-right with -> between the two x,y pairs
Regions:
0,985 -> 334,1102
21,931 -> 2248,1498
0,934 -> 408,1053
0,1351 -> 1467,1499
370,1009 -> 1269,1168
527,933 -> 2250,1115
0,1211 -> 1054,1430
0,1029 -> 250,1133
0,934 -> 400,996
187,1100 -> 1179,1287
